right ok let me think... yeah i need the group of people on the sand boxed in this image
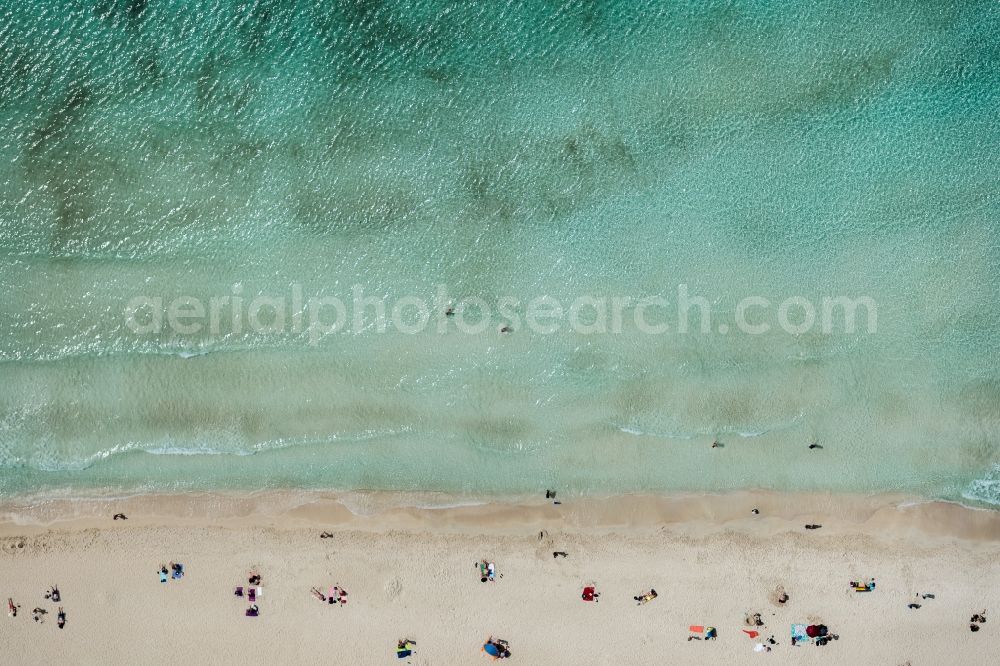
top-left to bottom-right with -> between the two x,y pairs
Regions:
310,585 -> 348,606
396,638 -> 417,659
7,587 -> 66,629
234,571 -> 262,617
970,610 -> 987,632
791,623 -> 838,647
157,562 -> 184,583
482,636 -> 511,660
477,560 -> 498,582
907,590 -> 937,609
117,531 -> 988,659
850,578 -> 876,592
579,583 -> 662,605
734,612 -> 778,650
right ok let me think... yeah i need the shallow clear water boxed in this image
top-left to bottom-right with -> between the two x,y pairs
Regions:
0,1 -> 997,504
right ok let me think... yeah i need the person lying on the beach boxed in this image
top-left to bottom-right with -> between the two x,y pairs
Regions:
319,531 -> 333,539
552,551 -> 568,558
45,586 -> 60,602
804,524 -> 822,530
634,589 -> 658,605
170,562 -> 184,579
483,637 -> 510,659
311,587 -> 327,602
113,513 -> 127,520
57,607 -> 66,629
32,607 -> 47,623
477,561 -> 498,582
7,598 -> 18,617
850,578 -> 876,591
396,638 -> 417,659
248,572 -> 262,585
330,586 -> 348,604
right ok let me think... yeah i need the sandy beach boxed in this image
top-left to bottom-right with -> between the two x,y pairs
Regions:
0,491 -> 997,664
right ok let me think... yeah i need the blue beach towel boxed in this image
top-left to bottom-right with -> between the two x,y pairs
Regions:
159,570 -> 168,583
791,624 -> 808,644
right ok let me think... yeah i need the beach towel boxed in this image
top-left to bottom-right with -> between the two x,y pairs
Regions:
582,586 -> 595,602
791,624 -> 809,644
234,586 -> 244,597
484,643 -> 501,657
396,650 -> 412,659
248,588 -> 256,602
159,570 -> 168,583
172,565 -> 184,580
689,625 -> 704,633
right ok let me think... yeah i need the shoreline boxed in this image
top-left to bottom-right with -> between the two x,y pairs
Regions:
2,488 -> 998,542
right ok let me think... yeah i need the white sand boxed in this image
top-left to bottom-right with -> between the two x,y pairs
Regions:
0,491 -> 997,664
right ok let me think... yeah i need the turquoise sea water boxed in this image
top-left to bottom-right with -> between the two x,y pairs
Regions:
0,1 -> 998,504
